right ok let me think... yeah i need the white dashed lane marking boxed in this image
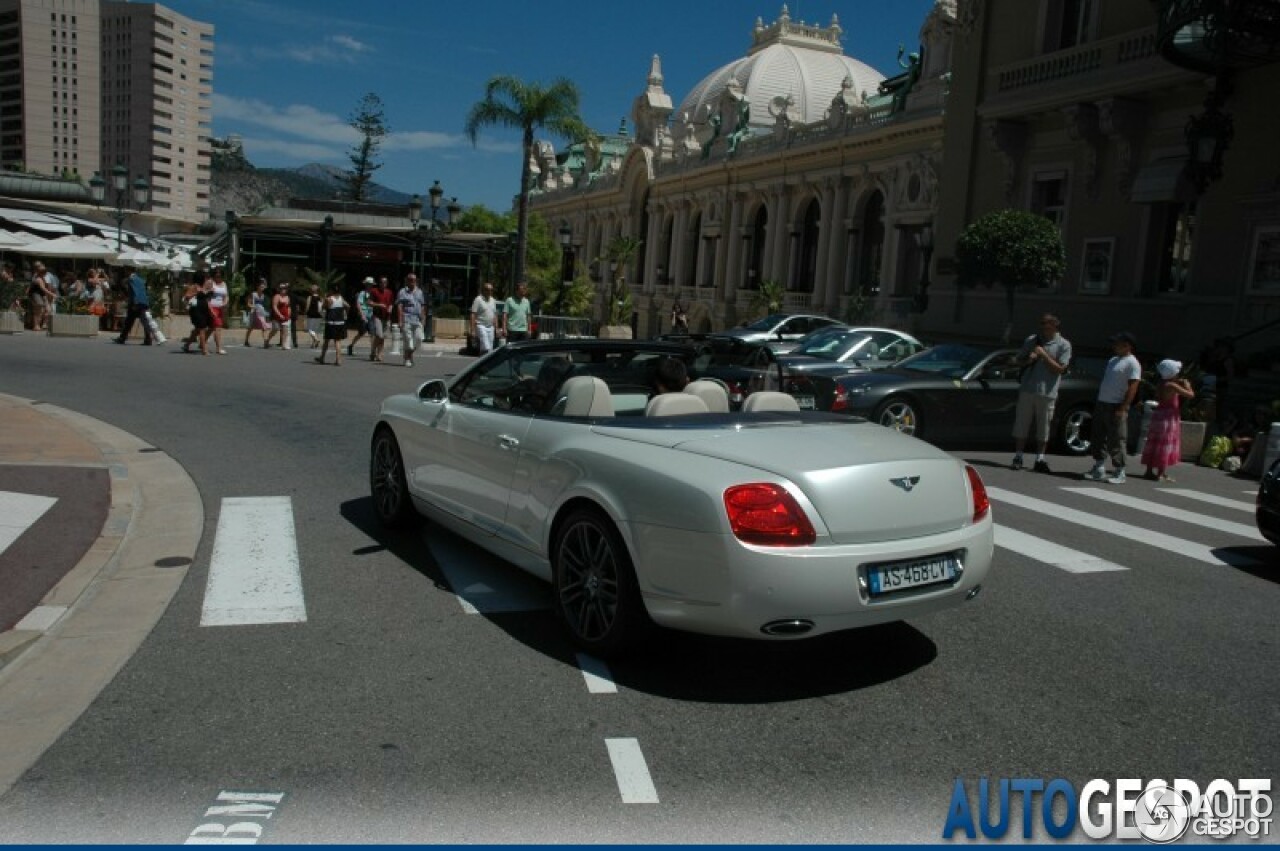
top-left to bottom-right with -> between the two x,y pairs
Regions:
576,653 -> 618,693
606,738 -> 659,804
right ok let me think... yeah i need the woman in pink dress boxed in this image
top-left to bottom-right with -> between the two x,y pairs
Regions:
1142,359 -> 1196,482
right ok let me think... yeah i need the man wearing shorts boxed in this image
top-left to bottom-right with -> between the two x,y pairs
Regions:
1011,313 -> 1071,473
368,276 -> 395,362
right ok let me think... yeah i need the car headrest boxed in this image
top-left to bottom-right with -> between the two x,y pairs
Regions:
684,379 -> 730,413
645,393 -> 710,417
556,375 -> 614,418
742,391 -> 801,412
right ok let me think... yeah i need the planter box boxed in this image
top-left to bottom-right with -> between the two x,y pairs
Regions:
0,311 -> 22,334
598,324 -> 633,340
433,317 -> 467,339
1180,420 -> 1207,461
48,313 -> 100,338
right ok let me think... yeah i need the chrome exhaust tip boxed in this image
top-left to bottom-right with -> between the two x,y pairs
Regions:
966,585 -> 982,600
760,619 -> 814,636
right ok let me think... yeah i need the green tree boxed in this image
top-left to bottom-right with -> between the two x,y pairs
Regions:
749,278 -> 785,318
464,76 -> 591,285
955,209 -> 1066,337
599,236 -> 641,326
344,93 -> 389,202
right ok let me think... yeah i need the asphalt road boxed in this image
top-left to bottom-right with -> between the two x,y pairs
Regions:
0,332 -> 1276,843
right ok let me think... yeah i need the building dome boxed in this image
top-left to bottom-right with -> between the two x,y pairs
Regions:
676,7 -> 886,131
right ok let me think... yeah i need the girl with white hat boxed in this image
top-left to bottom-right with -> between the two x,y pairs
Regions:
1141,359 -> 1195,482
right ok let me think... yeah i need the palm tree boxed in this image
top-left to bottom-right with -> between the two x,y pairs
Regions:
464,76 -> 590,285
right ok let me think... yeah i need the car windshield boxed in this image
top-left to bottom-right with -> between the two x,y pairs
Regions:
741,313 -> 788,333
894,344 -> 989,378
793,331 -> 873,361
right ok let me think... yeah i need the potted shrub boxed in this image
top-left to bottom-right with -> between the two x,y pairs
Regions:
955,209 -> 1067,341
0,273 -> 23,334
48,294 -> 100,337
432,302 -> 466,339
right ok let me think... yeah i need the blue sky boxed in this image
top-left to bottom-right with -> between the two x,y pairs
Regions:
169,0 -> 937,211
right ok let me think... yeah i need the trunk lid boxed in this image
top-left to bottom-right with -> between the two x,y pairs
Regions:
595,420 -> 975,544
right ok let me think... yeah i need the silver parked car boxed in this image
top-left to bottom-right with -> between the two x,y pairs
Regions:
720,312 -> 843,345
370,340 -> 994,657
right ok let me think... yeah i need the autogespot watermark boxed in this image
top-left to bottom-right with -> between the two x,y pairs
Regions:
942,777 -> 1272,842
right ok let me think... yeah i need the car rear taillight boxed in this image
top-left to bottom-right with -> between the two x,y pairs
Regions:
965,465 -> 990,523
831,385 -> 849,412
724,483 -> 817,546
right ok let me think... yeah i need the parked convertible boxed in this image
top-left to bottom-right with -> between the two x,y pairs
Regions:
370,340 -> 993,657
822,343 -> 1101,454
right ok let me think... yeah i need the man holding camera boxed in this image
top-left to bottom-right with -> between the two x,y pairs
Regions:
1011,313 -> 1072,473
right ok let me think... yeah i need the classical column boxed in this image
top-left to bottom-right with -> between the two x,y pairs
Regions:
642,204 -> 662,293
670,202 -> 689,288
769,186 -> 790,283
822,180 -> 849,316
720,193 -> 744,303
812,180 -> 837,310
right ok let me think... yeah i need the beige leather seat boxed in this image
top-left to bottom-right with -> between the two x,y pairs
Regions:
554,376 -> 614,417
742,391 -> 801,412
684,379 -> 730,413
645,393 -> 710,417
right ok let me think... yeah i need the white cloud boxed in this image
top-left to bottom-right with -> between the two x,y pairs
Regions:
330,34 -> 370,53
239,136 -> 344,163
281,34 -> 374,65
212,93 -> 518,154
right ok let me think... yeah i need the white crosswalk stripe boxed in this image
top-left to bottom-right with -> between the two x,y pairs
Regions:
1060,487 -> 1265,541
987,487 -> 1261,569
993,526 -> 1127,573
423,526 -> 549,614
201,497 -> 307,627
1164,489 -> 1255,513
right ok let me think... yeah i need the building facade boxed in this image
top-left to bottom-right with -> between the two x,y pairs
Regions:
929,0 -> 1280,354
0,0 -> 212,224
529,4 -> 959,337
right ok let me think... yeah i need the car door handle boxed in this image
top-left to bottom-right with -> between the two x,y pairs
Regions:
498,435 -> 520,451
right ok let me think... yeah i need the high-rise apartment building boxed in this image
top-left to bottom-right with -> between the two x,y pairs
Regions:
0,0 -> 213,223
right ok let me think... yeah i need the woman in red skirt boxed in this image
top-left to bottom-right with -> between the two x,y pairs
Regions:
1141,359 -> 1195,482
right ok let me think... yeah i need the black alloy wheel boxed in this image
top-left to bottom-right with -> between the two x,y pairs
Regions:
552,508 -> 646,657
370,428 -> 414,528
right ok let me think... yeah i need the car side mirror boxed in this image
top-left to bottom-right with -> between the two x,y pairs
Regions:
417,379 -> 447,402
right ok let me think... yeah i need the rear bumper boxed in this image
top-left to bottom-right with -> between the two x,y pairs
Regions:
631,519 -> 994,640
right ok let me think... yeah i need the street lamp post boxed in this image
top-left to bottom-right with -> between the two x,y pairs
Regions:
89,163 -> 150,251
413,180 -> 458,344
914,223 -> 934,314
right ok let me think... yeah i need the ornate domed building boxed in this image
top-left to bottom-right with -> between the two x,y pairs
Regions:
530,3 -> 958,335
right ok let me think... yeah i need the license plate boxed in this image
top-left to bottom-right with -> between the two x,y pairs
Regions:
795,395 -> 816,410
867,554 -> 958,596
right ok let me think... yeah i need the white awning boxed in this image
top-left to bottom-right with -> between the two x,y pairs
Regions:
1131,157 -> 1193,204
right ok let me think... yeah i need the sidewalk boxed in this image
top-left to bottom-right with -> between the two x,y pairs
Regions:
0,393 -> 202,796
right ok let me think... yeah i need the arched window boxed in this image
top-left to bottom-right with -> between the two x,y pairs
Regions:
859,191 -> 885,295
796,198 -> 820,293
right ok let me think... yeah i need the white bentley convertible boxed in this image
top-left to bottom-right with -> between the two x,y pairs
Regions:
370,340 -> 993,657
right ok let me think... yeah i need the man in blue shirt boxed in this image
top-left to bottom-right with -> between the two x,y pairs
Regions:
113,268 -> 153,345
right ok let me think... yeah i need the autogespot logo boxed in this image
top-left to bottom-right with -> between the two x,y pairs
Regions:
942,777 -> 1273,842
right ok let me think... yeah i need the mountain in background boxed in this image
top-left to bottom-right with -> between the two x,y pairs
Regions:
209,146 -> 413,219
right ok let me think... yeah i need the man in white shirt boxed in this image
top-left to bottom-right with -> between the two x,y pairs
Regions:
470,282 -> 499,355
1084,332 -> 1142,484
395,274 -> 426,367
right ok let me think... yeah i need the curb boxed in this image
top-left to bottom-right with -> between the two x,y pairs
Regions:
0,394 -> 204,797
